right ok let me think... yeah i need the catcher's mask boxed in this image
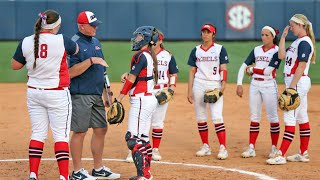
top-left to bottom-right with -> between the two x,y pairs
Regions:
131,26 -> 159,51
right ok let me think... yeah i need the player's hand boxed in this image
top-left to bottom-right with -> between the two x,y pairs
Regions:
187,92 -> 194,104
92,57 -> 109,67
236,85 -> 243,98
121,72 -> 129,83
281,26 -> 290,39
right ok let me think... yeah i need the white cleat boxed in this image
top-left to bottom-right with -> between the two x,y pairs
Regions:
196,143 -> 211,157
29,172 -> 37,180
287,150 -> 310,162
217,145 -> 228,160
268,145 -> 278,158
241,144 -> 256,158
152,148 -> 162,161
266,151 -> 286,165
125,150 -> 134,163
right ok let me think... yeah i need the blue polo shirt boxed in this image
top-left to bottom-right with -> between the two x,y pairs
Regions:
68,32 -> 106,95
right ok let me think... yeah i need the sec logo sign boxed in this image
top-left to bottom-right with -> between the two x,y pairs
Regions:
226,3 -> 254,32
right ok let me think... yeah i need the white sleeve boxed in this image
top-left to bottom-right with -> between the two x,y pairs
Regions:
237,63 -> 247,85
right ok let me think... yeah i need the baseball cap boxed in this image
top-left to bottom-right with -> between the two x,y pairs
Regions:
77,11 -> 102,26
201,24 -> 216,34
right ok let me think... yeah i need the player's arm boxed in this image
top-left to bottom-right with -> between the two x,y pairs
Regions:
11,41 -> 25,70
249,52 -> 281,76
187,48 -> 197,104
168,55 -> 179,91
289,41 -> 311,88
219,46 -> 229,93
237,50 -> 255,85
278,26 -> 290,60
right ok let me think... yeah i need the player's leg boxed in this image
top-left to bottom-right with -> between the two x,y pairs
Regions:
242,82 -> 262,158
151,102 -> 169,160
262,80 -> 280,158
27,89 -> 49,179
47,90 -> 72,180
192,78 -> 210,155
210,96 -> 227,160
127,96 -> 157,179
287,77 -> 311,162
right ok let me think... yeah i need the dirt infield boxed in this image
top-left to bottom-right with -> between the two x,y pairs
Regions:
0,83 -> 319,180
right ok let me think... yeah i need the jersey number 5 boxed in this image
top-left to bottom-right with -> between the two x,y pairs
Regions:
36,44 -> 48,58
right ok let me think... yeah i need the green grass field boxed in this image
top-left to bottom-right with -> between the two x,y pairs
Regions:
1,41 -> 319,83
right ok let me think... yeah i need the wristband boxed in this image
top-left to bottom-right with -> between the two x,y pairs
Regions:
220,70 -> 228,82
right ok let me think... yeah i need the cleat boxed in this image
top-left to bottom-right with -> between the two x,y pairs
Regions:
268,145 -> 278,158
152,148 -> 162,161
125,150 -> 134,163
242,144 -> 256,158
129,175 -> 153,180
196,144 -> 211,157
29,172 -> 37,180
217,145 -> 228,160
287,150 -> 310,162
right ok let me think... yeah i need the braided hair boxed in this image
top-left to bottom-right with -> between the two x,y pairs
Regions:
33,10 -> 59,69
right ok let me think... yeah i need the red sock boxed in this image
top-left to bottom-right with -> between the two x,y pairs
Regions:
197,122 -> 208,145
29,140 -> 44,178
299,122 -> 310,154
270,123 -> 280,146
249,122 -> 259,146
215,123 -> 226,147
55,142 -> 69,179
152,128 -> 163,149
279,126 -> 295,156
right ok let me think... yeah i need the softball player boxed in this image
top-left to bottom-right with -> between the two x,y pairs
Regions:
125,30 -> 179,162
237,26 -> 281,159
11,10 -> 78,180
187,24 -> 229,160
116,26 -> 159,180
267,14 -> 316,165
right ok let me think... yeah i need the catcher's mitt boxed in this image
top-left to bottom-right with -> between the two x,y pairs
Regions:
278,88 -> 300,111
107,98 -> 125,124
204,89 -> 223,103
155,88 -> 174,105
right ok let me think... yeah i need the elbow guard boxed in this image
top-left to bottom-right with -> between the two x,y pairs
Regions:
220,70 -> 228,82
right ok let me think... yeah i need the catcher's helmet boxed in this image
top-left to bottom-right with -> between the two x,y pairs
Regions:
131,26 -> 159,51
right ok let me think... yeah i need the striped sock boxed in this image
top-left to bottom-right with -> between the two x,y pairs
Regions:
215,123 -> 226,147
152,128 -> 163,149
197,122 -> 209,145
249,122 -> 259,146
270,123 -> 280,146
55,142 -> 69,180
29,140 -> 44,178
279,126 -> 295,156
299,122 -> 310,154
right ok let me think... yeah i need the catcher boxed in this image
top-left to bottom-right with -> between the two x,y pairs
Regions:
122,30 -> 179,162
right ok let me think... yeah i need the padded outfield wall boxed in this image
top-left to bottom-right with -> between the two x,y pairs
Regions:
0,0 -> 319,41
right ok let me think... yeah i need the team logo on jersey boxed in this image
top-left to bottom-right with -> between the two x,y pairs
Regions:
225,56 -> 228,61
274,61 -> 278,66
302,53 -> 306,58
132,66 -> 135,70
95,46 -> 101,50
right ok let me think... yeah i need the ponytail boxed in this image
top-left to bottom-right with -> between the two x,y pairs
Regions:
149,46 -> 158,84
306,23 -> 316,64
33,19 -> 42,69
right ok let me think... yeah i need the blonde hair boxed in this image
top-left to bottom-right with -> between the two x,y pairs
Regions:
292,14 -> 316,64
